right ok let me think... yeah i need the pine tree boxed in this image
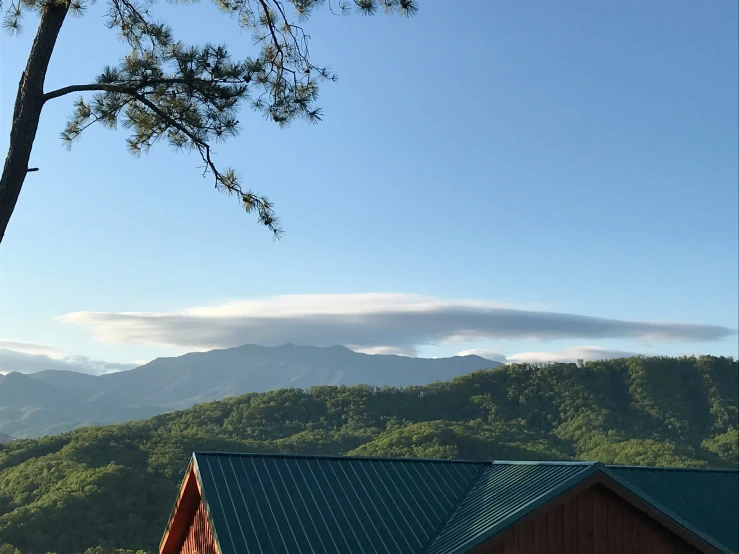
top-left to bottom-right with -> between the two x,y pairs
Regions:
0,0 -> 418,244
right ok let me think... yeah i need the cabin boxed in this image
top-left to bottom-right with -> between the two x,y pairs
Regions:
159,453 -> 738,554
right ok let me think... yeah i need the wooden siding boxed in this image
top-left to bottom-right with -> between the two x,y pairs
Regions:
179,500 -> 218,554
472,484 -> 703,554
160,464 -> 219,554
160,465 -> 201,554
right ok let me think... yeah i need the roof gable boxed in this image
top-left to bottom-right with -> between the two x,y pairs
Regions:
160,462 -> 207,554
192,452 -> 487,554
605,466 -> 739,554
429,462 -> 739,554
427,461 -> 600,554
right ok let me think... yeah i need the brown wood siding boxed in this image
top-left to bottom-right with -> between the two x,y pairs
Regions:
160,465 -> 203,554
179,500 -> 218,554
472,484 -> 703,554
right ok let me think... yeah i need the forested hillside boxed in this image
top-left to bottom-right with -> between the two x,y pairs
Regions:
0,356 -> 736,554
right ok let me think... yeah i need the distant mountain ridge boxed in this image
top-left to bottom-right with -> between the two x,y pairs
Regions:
0,344 -> 500,437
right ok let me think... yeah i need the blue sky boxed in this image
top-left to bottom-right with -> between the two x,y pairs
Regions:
1,0 -> 737,373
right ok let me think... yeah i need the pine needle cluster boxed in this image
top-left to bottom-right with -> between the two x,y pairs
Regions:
1,0 -> 418,236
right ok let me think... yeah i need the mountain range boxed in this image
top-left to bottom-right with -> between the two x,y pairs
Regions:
0,343 -> 499,437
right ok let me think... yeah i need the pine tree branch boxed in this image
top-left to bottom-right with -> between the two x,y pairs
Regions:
46,82 -> 212,161
44,83 -> 123,102
46,81 -> 282,236
43,78 -> 243,102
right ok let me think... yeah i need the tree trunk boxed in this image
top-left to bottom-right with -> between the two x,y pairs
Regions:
0,1 -> 69,246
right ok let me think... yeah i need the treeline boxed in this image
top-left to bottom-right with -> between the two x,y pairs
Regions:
0,355 -> 736,553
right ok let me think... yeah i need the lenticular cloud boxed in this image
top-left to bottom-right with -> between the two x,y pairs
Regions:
56,293 -> 736,353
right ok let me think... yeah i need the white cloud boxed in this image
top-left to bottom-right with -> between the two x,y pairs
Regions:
0,344 -> 140,375
0,340 -> 66,360
455,349 -> 508,362
57,293 -> 735,355
505,346 -> 639,364
349,345 -> 418,357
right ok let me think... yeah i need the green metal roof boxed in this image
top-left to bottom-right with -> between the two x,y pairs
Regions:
187,453 -> 739,554
426,461 -> 600,554
605,465 -> 739,554
192,452 -> 487,554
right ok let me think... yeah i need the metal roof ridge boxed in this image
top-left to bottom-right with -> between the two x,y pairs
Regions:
192,451 -> 491,464
605,464 -> 738,473
192,454 -> 734,472
491,460 -> 599,466
417,463 -> 492,553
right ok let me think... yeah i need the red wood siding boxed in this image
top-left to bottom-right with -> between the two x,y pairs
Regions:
178,500 -> 218,554
472,484 -> 703,554
160,465 -> 219,554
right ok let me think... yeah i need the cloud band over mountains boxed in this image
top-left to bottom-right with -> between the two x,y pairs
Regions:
465,346 -> 641,364
57,293 -> 736,352
0,340 -> 138,375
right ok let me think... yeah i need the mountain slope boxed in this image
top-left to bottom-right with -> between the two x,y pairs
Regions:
29,370 -> 109,399
0,372 -> 79,412
0,372 -> 161,438
0,355 -> 735,554
0,372 -> 91,437
3,344 -> 499,437
97,344 -> 498,408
